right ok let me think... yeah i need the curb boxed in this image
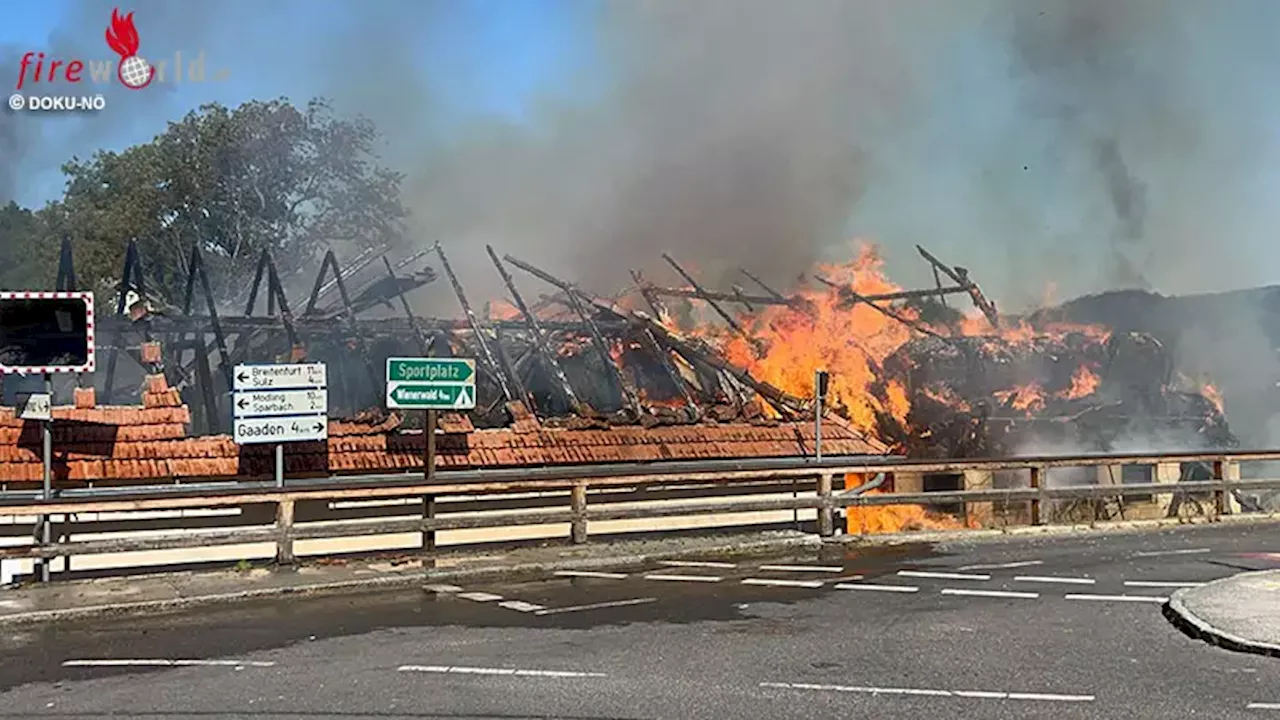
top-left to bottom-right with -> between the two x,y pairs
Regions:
1163,571 -> 1280,659
0,533 -> 820,627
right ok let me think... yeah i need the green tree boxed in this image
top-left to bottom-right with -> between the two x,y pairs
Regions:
0,202 -> 58,290
53,98 -> 407,307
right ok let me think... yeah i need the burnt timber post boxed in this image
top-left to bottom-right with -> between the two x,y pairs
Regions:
434,242 -> 523,406
502,254 -> 642,414
485,245 -> 583,413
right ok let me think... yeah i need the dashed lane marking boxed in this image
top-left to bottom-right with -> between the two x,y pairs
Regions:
760,682 -> 1093,703
399,665 -> 606,678
1123,581 -> 1205,588
742,578 -> 825,589
834,583 -> 920,593
1065,594 -> 1169,603
64,659 -> 276,668
423,584 -> 464,594
658,560 -> 736,569
958,560 -> 1044,571
534,597 -> 658,616
643,573 -> 723,583
898,570 -> 991,581
1132,548 -> 1210,558
497,601 -> 545,613
1248,702 -> 1280,710
757,564 -> 844,573
830,575 -> 865,583
941,588 -> 1040,600
553,570 -> 629,580
1014,575 -> 1096,585
457,592 -> 504,602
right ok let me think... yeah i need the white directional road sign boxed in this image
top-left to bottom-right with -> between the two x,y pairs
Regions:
233,362 -> 329,446
233,363 -> 326,391
233,389 -> 328,419
233,415 -> 328,445
16,392 -> 51,422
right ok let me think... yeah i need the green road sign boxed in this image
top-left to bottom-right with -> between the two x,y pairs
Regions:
386,383 -> 476,410
387,357 -> 475,384
385,357 -> 477,410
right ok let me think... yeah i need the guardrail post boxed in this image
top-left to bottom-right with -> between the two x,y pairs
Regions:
1211,459 -> 1239,518
275,499 -> 295,565
570,483 -> 588,544
817,473 -> 835,538
1029,466 -> 1045,525
422,496 -> 437,556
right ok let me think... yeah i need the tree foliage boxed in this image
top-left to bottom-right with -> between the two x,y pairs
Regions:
9,98 -> 408,305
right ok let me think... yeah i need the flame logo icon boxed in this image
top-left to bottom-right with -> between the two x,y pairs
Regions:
105,8 -> 154,90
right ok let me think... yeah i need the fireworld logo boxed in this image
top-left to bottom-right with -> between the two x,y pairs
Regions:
15,7 -> 228,92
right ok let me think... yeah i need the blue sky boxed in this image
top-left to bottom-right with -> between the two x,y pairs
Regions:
5,0 -> 591,207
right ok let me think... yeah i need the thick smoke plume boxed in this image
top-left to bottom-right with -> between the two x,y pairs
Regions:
372,0 -> 1280,311
12,0 -> 1280,310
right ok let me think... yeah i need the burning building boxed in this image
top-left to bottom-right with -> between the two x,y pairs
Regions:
0,236 -> 1235,514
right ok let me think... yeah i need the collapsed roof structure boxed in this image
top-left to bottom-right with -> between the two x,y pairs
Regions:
0,235 -> 1236,492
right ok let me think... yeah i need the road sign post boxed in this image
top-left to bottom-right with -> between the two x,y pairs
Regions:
233,363 -> 328,490
37,373 -> 52,582
385,358 -> 476,563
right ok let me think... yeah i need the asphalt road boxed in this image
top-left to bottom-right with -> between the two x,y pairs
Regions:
3,523 -> 1280,719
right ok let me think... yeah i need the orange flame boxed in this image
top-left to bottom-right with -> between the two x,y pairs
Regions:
1062,365 -> 1100,400
488,300 -> 520,321
1203,383 -> 1225,414
714,244 -> 916,435
845,486 -> 976,533
993,384 -> 1046,412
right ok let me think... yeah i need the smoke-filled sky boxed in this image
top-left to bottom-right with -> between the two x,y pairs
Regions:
7,0 -> 1280,313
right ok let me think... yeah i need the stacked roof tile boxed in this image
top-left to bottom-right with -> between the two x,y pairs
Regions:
0,374 -> 882,489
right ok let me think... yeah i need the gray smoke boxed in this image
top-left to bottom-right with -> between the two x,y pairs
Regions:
12,0 -> 1280,313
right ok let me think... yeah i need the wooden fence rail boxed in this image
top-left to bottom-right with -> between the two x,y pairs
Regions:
1,451 -> 1279,576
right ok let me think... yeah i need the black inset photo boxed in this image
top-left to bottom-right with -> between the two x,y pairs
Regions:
0,297 -> 91,370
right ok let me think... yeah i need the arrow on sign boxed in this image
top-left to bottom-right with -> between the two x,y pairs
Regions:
237,397 -> 249,409
237,370 -> 249,383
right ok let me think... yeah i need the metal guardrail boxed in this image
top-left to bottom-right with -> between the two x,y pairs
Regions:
0,449 -> 1277,574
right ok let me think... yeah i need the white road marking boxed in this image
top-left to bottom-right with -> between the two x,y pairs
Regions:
898,570 -> 991,581
398,665 -> 606,678
553,570 -> 629,580
64,659 -> 276,668
534,597 -> 658,616
422,584 -> 464,593
1123,581 -> 1205,588
758,564 -> 844,573
497,600 -> 545,613
760,682 -> 1092,702
1247,702 -> 1280,710
644,573 -> 723,583
1132,548 -> 1211,558
959,560 -> 1044,571
941,588 -> 1040,600
830,574 -> 865,583
1014,575 -> 1096,585
658,560 -> 736,569
457,592 -> 504,602
834,583 -> 920,593
742,578 -> 825,589
1065,594 -> 1169,603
